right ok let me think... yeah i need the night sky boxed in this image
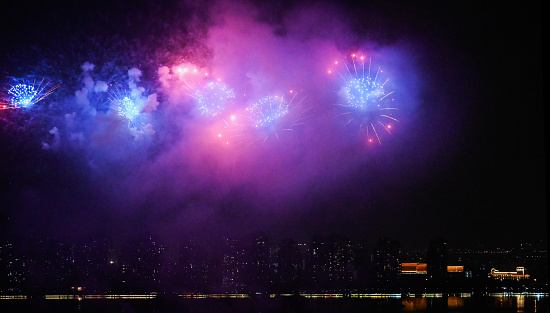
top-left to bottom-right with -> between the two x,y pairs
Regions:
0,0 -> 544,249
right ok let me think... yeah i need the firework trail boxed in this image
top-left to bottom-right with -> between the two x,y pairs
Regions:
0,92 -> 9,110
329,54 -> 398,144
3,79 -> 60,109
166,62 -> 210,91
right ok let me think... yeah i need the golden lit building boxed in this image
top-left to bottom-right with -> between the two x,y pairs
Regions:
447,266 -> 464,273
401,263 -> 427,274
489,267 -> 530,280
403,264 -> 466,274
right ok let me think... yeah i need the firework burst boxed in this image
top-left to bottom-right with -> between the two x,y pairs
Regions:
167,62 -> 210,92
164,63 -> 236,118
329,54 -> 398,145
109,87 -> 147,129
220,92 -> 309,145
3,79 -> 60,109
191,81 -> 235,117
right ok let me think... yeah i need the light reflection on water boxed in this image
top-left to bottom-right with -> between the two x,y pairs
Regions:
447,296 -> 464,309
0,294 -> 547,312
400,294 -> 546,312
402,297 -> 427,311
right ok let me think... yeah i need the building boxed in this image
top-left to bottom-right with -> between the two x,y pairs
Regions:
402,263 -> 427,274
489,267 -> 530,280
374,238 -> 401,289
427,239 -> 447,281
447,266 -> 464,273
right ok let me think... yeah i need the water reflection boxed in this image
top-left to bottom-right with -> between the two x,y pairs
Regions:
402,297 -> 427,311
491,294 -> 543,313
517,295 -> 525,312
402,296 -> 465,312
400,294 -> 544,312
447,296 -> 464,309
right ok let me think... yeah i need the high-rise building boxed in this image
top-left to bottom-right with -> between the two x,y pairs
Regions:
220,237 -> 241,293
427,238 -> 447,281
0,241 -> 27,293
250,233 -> 270,292
307,235 -> 355,292
277,239 -> 302,292
374,237 -> 401,290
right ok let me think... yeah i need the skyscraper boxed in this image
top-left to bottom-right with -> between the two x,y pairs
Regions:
427,238 -> 447,282
374,237 -> 401,290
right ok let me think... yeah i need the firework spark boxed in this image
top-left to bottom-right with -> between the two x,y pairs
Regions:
4,79 -> 60,109
164,63 -> 237,118
0,92 -> 10,110
191,81 -> 235,117
220,92 -> 309,145
169,62 -> 210,92
330,54 -> 398,144
109,88 -> 147,129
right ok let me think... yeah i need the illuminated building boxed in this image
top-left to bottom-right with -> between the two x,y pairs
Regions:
250,233 -> 270,292
220,237 -> 241,293
489,267 -> 530,280
0,241 -> 27,293
447,265 -> 468,282
307,235 -> 354,292
374,238 -> 401,289
309,236 -> 327,290
400,262 -> 427,291
447,266 -> 464,273
401,263 -> 427,274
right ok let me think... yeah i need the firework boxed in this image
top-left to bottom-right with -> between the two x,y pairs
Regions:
221,92 -> 308,145
329,54 -> 398,144
109,88 -> 147,129
0,92 -> 9,110
172,63 -> 207,80
250,95 -> 290,129
4,79 -> 60,109
192,81 -> 235,117
165,63 -> 237,118
170,62 -> 209,91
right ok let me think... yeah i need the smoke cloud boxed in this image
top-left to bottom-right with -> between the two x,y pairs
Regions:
3,0 -> 422,242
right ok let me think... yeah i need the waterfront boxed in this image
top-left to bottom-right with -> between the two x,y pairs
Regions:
0,294 -> 547,313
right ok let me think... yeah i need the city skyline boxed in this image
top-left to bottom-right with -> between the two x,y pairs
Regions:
2,232 -> 547,295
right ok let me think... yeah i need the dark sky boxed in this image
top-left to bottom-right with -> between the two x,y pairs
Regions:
0,0 -> 545,250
